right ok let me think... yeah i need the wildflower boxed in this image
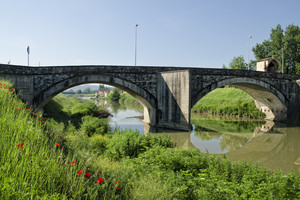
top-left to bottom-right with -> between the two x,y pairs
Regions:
26,106 -> 29,110
98,171 -> 102,174
10,88 -> 14,91
17,142 -> 24,148
6,92 -> 9,94
115,180 -> 119,184
56,143 -> 60,147
77,170 -> 84,175
117,187 -> 121,190
84,172 -> 91,178
70,160 -> 77,166
96,177 -> 103,184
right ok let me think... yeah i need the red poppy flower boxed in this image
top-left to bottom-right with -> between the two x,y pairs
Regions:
117,187 -> 121,190
17,142 -> 24,148
84,172 -> 91,178
6,92 -> 9,94
70,160 -> 77,166
98,171 -> 102,174
115,180 -> 119,184
77,170 -> 84,175
56,143 -> 60,146
96,177 -> 103,184
10,88 -> 14,91
26,106 -> 29,110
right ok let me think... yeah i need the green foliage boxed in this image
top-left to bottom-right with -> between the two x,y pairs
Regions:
83,87 -> 92,94
44,94 -> 110,129
229,55 -> 247,70
252,24 -> 300,74
71,101 -> 96,115
89,134 -> 109,153
106,130 -> 175,160
192,87 -> 265,118
80,115 -> 110,136
107,88 -> 120,102
3,78 -> 300,199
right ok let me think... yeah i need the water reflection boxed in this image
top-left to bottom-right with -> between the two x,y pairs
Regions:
95,100 -> 300,173
103,102 -> 144,133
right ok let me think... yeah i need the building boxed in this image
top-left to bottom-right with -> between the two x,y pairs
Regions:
256,57 -> 280,72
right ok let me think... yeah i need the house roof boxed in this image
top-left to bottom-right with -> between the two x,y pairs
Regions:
257,57 -> 280,64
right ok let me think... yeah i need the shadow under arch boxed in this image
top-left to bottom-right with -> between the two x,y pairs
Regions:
33,74 -> 157,125
191,77 -> 288,121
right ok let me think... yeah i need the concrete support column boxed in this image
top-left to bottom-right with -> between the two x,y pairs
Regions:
156,70 -> 191,131
1,74 -> 35,106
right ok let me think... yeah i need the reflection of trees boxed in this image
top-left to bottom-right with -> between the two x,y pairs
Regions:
219,134 -> 249,152
109,102 -> 119,113
194,131 -> 222,141
192,114 -> 260,152
192,116 -> 264,135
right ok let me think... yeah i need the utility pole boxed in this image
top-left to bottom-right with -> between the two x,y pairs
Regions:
27,46 -> 30,66
248,36 -> 252,70
135,24 -> 138,66
282,46 -> 284,73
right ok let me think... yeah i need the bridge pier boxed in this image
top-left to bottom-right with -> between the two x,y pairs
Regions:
155,70 -> 191,131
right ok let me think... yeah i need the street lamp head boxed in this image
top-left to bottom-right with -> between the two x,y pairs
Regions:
249,36 -> 252,39
136,24 -> 138,27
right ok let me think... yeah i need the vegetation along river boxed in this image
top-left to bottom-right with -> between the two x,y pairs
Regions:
94,99 -> 300,174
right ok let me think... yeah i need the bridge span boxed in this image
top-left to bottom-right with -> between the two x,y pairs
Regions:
1,64 -> 300,130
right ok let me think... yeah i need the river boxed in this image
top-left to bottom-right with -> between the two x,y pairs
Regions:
93,98 -> 300,174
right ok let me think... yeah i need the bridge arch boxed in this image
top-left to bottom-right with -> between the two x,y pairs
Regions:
33,74 -> 157,124
192,77 -> 288,121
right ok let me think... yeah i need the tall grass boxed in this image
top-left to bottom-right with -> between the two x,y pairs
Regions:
0,80 -> 121,199
192,87 -> 265,118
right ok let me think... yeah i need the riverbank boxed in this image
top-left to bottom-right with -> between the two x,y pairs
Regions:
192,86 -> 266,118
2,81 -> 300,199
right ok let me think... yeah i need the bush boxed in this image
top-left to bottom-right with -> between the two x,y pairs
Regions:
105,130 -> 175,160
80,115 -> 110,136
71,101 -> 96,115
108,88 -> 120,102
89,134 -> 109,153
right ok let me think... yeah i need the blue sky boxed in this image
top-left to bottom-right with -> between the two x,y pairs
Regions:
0,0 -> 299,68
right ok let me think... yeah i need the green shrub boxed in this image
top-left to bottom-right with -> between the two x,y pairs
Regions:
89,134 -> 109,153
71,101 -> 96,115
80,115 -> 110,136
106,130 -> 175,160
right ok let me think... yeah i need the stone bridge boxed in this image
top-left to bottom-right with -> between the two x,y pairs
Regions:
1,64 -> 300,131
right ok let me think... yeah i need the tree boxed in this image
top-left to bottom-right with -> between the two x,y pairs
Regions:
83,87 -> 92,94
108,88 -> 120,102
229,56 -> 247,70
75,89 -> 82,94
252,24 -> 300,74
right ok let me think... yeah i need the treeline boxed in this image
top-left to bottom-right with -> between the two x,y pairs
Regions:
223,24 -> 300,74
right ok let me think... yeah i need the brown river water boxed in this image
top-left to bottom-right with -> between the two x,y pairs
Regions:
96,100 -> 300,174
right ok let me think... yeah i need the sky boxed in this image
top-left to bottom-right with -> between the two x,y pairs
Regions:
0,0 -> 299,68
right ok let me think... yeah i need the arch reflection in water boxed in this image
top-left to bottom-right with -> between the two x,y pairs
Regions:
98,100 -> 300,173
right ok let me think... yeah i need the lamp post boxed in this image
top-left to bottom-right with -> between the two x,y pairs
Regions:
135,24 -> 138,66
248,36 -> 252,70
27,46 -> 30,66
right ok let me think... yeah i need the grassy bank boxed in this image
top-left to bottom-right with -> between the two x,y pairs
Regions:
192,87 -> 265,118
2,80 -> 300,199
